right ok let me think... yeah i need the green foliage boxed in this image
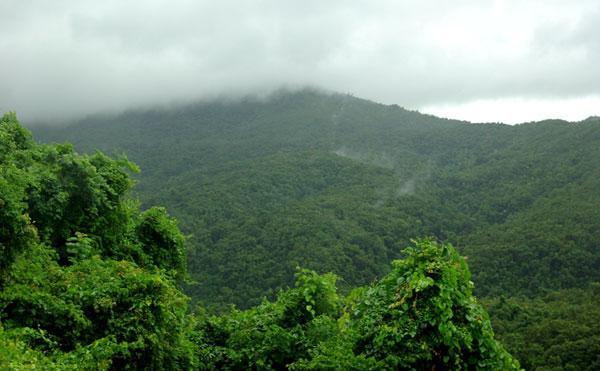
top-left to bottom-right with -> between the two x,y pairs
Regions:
0,112 -> 33,159
0,114 -> 195,369
26,90 -> 600,368
135,206 -> 187,278
1,244 -> 195,369
33,90 -> 600,306
294,268 -> 339,320
191,268 -> 342,369
2,116 -> 518,370
348,239 -> 519,369
190,240 -> 518,370
484,284 -> 600,370
0,113 -> 37,279
25,148 -> 137,264
0,324 -> 60,370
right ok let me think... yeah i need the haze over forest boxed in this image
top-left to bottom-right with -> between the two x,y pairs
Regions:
2,0 -> 600,124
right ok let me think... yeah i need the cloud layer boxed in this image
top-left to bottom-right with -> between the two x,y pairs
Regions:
1,0 -> 599,123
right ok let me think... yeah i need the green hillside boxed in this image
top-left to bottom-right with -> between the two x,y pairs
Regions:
33,89 -> 600,304
30,89 -> 600,368
1,111 -> 519,368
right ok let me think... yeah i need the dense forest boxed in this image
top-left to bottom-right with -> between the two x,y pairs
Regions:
7,88 -> 599,369
1,111 -> 519,369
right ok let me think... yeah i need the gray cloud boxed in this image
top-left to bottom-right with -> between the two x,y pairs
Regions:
1,0 -> 599,123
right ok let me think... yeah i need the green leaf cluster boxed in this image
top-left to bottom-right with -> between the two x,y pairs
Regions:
190,239 -> 519,370
484,284 -> 600,370
0,113 -> 194,369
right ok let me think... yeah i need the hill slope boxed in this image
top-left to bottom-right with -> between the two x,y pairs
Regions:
32,89 -> 600,309
3,113 -> 521,369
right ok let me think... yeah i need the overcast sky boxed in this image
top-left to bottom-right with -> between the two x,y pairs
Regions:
1,0 -> 599,124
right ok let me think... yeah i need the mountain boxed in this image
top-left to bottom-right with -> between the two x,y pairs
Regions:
28,88 -> 600,368
0,112 -> 520,369
32,88 -> 600,305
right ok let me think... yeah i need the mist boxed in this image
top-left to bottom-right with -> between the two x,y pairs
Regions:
1,0 -> 599,124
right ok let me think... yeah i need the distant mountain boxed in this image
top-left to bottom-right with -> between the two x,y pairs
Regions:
32,89 -> 600,311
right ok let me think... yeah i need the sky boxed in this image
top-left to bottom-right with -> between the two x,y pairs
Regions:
1,0 -> 599,124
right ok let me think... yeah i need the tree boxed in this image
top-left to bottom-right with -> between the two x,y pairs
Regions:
349,239 -> 520,369
0,114 -> 196,369
191,240 -> 520,370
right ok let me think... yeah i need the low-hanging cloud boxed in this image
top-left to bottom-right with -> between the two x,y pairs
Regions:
1,0 -> 599,123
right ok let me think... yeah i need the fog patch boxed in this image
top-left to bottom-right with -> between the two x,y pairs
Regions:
3,1 -> 599,123
397,178 -> 416,196
333,147 -> 395,170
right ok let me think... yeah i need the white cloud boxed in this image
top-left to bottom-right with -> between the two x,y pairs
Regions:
1,0 -> 599,123
421,95 -> 600,124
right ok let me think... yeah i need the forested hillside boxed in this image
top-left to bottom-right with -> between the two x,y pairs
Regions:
1,112 -> 519,369
32,89 -> 600,369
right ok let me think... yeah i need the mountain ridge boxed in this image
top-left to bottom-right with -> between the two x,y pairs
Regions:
15,90 -> 600,368
31,89 -> 600,309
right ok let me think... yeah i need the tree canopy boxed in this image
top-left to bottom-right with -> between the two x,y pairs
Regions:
1,113 -> 194,369
1,111 -> 520,369
20,90 -> 600,368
